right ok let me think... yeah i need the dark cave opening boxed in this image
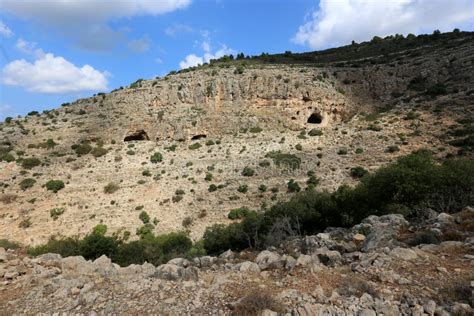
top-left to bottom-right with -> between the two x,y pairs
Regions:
191,134 -> 207,140
307,113 -> 322,124
124,130 -> 150,141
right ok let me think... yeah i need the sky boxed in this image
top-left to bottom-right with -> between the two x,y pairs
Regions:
0,0 -> 473,120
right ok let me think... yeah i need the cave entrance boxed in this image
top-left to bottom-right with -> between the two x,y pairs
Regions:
307,113 -> 322,124
191,134 -> 207,140
124,130 -> 150,141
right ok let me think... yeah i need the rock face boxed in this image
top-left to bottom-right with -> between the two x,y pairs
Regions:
1,33 -> 473,246
355,214 -> 409,251
1,211 -> 473,314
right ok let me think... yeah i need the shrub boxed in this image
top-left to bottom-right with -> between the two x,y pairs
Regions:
350,167 -> 369,179
295,144 -> 303,151
265,151 -> 301,170
104,182 -> 119,194
308,128 -> 323,136
237,184 -> 248,193
19,178 -> 36,190
205,173 -> 213,181
228,207 -> 254,220
172,195 -> 183,203
287,179 -> 301,192
426,83 -> 447,96
45,180 -> 65,193
182,216 -> 193,228
139,211 -> 150,224
355,148 -> 364,154
258,184 -> 267,192
1,153 -> 14,162
386,145 -> 400,153
259,160 -> 271,167
21,158 -> 41,169
73,143 -> 92,156
50,208 -> 65,220
188,143 -> 201,150
150,152 -> 163,163
231,290 -> 283,316
91,147 -> 108,158
0,239 -> 21,249
242,167 -> 255,177
249,126 -> 262,133
337,148 -> 348,155
208,184 -> 218,192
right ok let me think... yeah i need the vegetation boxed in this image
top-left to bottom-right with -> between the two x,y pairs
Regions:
241,167 -> 255,177
45,180 -> 65,193
188,143 -> 202,150
265,151 -> 301,170
150,152 -> 163,163
21,158 -> 41,169
228,207 -> 255,220
104,182 -> 120,194
50,208 -> 65,220
28,225 -> 195,267
19,178 -> 36,190
202,151 -> 473,254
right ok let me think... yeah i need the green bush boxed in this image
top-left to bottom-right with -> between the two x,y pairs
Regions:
208,184 -> 218,192
21,158 -> 41,169
188,143 -> 202,150
72,143 -> 92,156
308,129 -> 323,136
205,173 -> 213,181
242,167 -> 255,177
91,147 -> 108,158
104,182 -> 119,194
228,207 -> 254,220
287,179 -> 301,192
50,208 -> 65,220
237,184 -> 248,193
265,151 -> 301,170
150,152 -> 163,163
19,178 -> 36,190
249,126 -> 262,133
1,153 -> 15,162
139,211 -> 150,224
350,167 -> 369,179
202,150 -> 474,255
45,180 -> 65,193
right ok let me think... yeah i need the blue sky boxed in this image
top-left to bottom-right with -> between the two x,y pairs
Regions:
0,0 -> 473,120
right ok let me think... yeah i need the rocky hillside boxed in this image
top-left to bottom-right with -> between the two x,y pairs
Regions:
0,31 -> 473,246
1,208 -> 473,314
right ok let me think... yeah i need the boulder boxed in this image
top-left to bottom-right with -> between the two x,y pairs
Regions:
61,256 -> 95,276
255,250 -> 282,270
154,263 -> 199,281
358,214 -> 408,252
238,261 -> 260,273
314,248 -> 343,267
389,247 -> 419,261
194,256 -> 216,268
0,247 -> 6,262
93,255 -> 118,277
167,258 -> 192,267
219,249 -> 235,260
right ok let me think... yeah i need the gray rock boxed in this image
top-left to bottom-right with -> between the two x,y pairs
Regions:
389,247 -> 419,261
296,254 -> 313,266
360,214 -> 408,252
219,249 -> 235,260
255,250 -> 282,270
93,255 -> 118,277
167,257 -> 192,267
61,256 -> 94,276
0,247 -> 6,263
238,261 -> 260,273
423,300 -> 436,315
194,256 -> 216,268
358,309 -> 376,316
314,248 -> 342,267
154,263 -> 184,281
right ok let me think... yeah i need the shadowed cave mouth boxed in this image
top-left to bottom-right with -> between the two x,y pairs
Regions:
124,130 -> 150,141
307,113 -> 322,124
191,134 -> 207,140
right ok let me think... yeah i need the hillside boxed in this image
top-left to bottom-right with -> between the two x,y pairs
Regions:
0,31 -> 473,246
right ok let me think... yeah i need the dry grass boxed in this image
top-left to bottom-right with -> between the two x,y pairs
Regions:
231,289 -> 283,316
0,194 -> 18,204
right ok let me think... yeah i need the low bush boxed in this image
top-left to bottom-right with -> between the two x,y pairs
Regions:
139,211 -> 150,224
19,178 -> 36,190
202,150 -> 473,254
265,151 -> 301,170
350,167 -> 369,179
242,167 -> 255,177
45,180 -> 65,193
308,128 -> 323,136
150,152 -> 163,163
104,182 -> 119,194
72,143 -> 92,156
50,208 -> 65,220
91,147 -> 108,158
21,158 -> 41,169
228,207 -> 255,220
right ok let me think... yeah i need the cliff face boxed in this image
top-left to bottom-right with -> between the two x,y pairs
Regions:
0,34 -> 473,245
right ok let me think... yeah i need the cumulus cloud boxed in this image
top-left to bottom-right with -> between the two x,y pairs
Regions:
2,52 -> 108,94
293,0 -> 474,49
2,0 -> 191,51
179,44 -> 235,69
0,21 -> 13,37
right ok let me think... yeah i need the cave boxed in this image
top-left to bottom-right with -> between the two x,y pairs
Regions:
307,113 -> 322,124
124,130 -> 149,141
191,134 -> 207,140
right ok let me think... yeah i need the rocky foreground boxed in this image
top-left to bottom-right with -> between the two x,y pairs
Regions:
1,209 -> 473,315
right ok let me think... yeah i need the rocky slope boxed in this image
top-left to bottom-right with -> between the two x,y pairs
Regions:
1,208 -> 473,314
0,32 -> 473,246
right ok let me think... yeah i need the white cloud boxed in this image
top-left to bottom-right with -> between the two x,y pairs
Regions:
128,36 -> 151,53
2,52 -> 108,94
0,21 -> 13,37
293,0 -> 474,49
16,38 -> 45,58
179,54 -> 204,69
179,44 -> 235,69
2,0 -> 191,51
